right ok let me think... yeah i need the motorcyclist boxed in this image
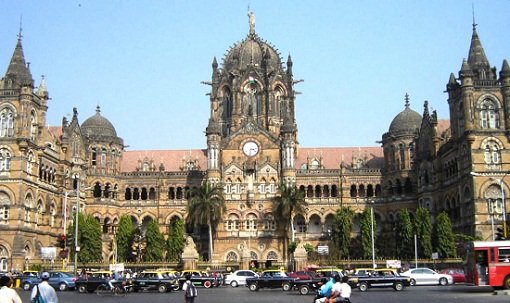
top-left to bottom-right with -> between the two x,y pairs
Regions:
326,275 -> 351,303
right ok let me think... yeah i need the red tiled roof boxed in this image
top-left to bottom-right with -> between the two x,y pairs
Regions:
121,146 -> 384,172
436,119 -> 450,136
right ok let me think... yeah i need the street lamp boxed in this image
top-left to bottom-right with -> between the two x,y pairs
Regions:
369,200 -> 376,269
74,174 -> 80,276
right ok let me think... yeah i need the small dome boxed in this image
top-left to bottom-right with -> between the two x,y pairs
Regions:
223,33 -> 282,72
81,106 -> 119,140
388,95 -> 422,134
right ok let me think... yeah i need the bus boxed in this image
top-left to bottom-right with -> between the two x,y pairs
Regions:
465,241 -> 510,288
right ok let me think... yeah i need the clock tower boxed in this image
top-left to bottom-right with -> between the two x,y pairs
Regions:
204,11 -> 298,263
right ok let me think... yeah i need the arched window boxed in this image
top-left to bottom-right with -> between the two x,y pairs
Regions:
93,182 -> 102,198
480,99 -> 499,129
226,214 -> 239,231
399,143 -> 405,169
0,192 -> 11,223
30,111 -> 37,141
331,185 -> 338,197
0,149 -> 11,172
264,214 -> 276,230
484,141 -> 501,165
125,188 -> 132,200
245,213 -> 257,231
149,187 -> 156,200
0,108 -> 15,138
226,251 -> 238,262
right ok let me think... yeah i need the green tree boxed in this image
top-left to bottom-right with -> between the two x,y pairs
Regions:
331,206 -> 354,259
396,209 -> 414,259
116,215 -> 135,262
68,213 -> 102,262
166,218 -> 185,261
144,219 -> 165,261
433,212 -> 457,258
271,182 -> 307,261
360,207 -> 377,259
414,207 -> 433,258
187,181 -> 226,261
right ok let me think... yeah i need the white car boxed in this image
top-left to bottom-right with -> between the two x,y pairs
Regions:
224,270 -> 259,287
400,267 -> 454,286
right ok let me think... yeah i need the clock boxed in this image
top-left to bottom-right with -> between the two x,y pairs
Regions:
243,141 -> 259,157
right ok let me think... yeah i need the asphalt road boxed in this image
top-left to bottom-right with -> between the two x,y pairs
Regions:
15,284 -> 510,303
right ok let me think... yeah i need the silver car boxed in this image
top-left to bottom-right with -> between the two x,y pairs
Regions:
400,267 -> 453,286
224,270 -> 258,287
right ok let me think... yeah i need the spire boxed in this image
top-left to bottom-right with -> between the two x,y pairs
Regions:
212,57 -> 218,70
467,23 -> 492,79
36,75 -> 48,98
501,59 -> 510,77
5,32 -> 34,87
286,54 -> 293,76
404,93 -> 410,108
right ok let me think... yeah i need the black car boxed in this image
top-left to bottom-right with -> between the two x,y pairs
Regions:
178,270 -> 219,289
355,268 -> 411,291
133,271 -> 177,293
76,271 -> 125,293
245,270 -> 296,291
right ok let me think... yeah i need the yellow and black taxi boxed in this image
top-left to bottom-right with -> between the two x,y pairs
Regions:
133,270 -> 177,293
76,270 -> 113,293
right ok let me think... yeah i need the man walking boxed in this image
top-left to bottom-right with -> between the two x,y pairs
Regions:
31,272 -> 58,303
0,275 -> 22,303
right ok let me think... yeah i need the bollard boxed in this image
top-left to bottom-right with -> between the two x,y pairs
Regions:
14,278 -> 21,288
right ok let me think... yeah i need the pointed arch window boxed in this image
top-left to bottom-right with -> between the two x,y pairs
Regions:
30,111 -> 37,141
480,99 -> 500,129
0,149 -> 11,172
0,108 -> 15,138
399,143 -> 406,169
484,141 -> 501,165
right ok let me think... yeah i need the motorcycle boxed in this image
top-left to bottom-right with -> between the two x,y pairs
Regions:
313,290 -> 351,303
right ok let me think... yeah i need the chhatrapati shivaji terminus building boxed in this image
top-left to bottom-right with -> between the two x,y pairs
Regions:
0,12 -> 508,271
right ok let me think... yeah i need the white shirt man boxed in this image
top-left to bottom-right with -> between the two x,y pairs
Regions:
0,276 -> 22,303
31,272 -> 58,303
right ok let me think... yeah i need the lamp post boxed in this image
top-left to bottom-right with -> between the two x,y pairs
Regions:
370,200 -> 376,269
74,174 -> 80,276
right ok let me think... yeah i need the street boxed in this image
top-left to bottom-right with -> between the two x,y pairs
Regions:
16,284 -> 510,303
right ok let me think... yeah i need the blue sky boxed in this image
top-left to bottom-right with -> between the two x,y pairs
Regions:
1,1 -> 509,151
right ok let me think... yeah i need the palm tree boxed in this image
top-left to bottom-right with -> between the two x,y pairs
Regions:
187,181 -> 226,262
271,182 -> 307,261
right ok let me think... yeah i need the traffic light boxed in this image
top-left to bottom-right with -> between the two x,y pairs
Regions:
496,227 -> 505,240
59,234 -> 66,248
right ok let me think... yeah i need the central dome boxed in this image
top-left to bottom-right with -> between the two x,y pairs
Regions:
223,33 -> 283,72
388,104 -> 422,134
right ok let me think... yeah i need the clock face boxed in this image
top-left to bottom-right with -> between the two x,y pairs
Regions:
243,141 -> 259,157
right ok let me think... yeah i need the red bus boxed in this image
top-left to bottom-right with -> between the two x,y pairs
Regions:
466,241 -> 510,288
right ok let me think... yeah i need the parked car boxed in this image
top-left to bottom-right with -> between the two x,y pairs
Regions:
22,271 -> 77,291
439,268 -> 465,283
245,270 -> 295,291
224,270 -> 258,287
400,267 -> 453,286
133,270 -> 177,293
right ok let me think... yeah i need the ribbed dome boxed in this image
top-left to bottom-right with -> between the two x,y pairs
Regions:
223,33 -> 282,72
388,98 -> 422,134
81,106 -> 118,139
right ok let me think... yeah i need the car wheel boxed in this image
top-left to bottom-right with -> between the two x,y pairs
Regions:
358,282 -> 368,292
23,283 -> 31,291
393,282 -> 404,291
78,285 -> 87,293
248,283 -> 258,291
58,283 -> 67,291
158,284 -> 167,293
230,280 -> 238,287
204,280 -> 212,288
299,285 -> 310,295
410,279 -> 416,286
504,276 -> 510,289
439,277 -> 448,286
282,283 -> 291,291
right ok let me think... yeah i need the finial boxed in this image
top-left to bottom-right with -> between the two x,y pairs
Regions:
472,3 -> 477,31
18,15 -> 23,40
404,93 -> 410,108
96,105 -> 101,114
248,7 -> 255,34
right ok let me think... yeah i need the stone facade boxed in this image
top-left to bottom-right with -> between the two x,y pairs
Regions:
0,16 -> 508,272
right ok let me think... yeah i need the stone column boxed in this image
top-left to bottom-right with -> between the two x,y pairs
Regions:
240,242 -> 250,270
181,236 -> 199,270
293,242 -> 308,271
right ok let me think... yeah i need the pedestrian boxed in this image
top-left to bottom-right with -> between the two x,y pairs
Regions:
31,272 -> 58,303
182,274 -> 197,303
0,275 -> 22,303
